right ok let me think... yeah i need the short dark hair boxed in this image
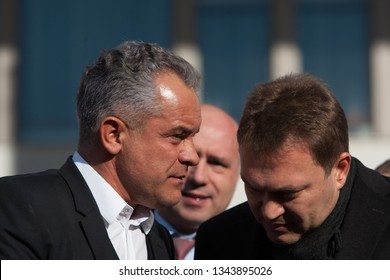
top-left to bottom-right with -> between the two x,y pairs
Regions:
76,41 -> 201,146
237,73 -> 349,175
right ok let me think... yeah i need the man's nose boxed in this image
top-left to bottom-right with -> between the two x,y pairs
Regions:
187,159 -> 207,186
179,138 -> 199,166
261,194 -> 284,220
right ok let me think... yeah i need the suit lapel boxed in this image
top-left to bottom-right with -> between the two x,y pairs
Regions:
146,222 -> 174,260
80,212 -> 119,259
59,157 -> 119,260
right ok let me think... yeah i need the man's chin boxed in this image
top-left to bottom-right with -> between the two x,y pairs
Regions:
155,193 -> 183,208
179,211 -> 211,225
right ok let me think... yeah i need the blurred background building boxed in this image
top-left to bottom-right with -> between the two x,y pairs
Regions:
1,0 -> 389,205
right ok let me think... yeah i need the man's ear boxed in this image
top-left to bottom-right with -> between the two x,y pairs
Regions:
334,152 -> 351,190
99,116 -> 127,155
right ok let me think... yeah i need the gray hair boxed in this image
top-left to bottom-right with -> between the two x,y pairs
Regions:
76,41 -> 201,146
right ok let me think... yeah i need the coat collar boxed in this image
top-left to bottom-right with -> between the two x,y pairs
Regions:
146,222 -> 175,260
336,159 -> 390,259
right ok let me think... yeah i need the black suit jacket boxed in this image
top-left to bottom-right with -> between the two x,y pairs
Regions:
194,158 -> 390,260
0,157 -> 174,260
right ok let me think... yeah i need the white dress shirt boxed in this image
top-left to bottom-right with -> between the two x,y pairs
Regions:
73,152 -> 154,260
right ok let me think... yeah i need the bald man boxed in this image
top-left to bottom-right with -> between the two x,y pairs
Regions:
155,104 -> 240,259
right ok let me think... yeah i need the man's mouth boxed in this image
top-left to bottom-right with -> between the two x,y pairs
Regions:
169,174 -> 186,183
181,191 -> 211,206
182,191 -> 209,200
270,222 -> 290,233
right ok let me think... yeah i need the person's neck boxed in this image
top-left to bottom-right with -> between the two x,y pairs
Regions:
158,209 -> 197,235
77,149 -> 133,205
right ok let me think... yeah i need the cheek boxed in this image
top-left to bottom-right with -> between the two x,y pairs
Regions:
285,193 -> 329,230
244,190 -> 264,220
310,178 -> 337,210
159,142 -> 182,160
220,182 -> 236,201
144,143 -> 179,169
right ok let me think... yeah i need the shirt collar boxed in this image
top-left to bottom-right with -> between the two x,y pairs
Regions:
72,152 -> 154,234
154,210 -> 195,239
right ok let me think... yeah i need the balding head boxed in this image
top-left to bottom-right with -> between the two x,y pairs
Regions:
200,104 -> 238,140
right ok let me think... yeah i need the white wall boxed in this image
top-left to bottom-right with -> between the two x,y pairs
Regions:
349,136 -> 390,169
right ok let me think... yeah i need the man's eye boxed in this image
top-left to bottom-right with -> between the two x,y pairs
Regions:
278,191 -> 299,200
169,134 -> 189,143
244,183 -> 259,193
208,159 -> 222,166
207,157 -> 229,168
169,135 -> 183,141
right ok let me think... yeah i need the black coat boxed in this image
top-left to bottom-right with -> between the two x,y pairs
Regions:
195,158 -> 390,260
0,157 -> 174,260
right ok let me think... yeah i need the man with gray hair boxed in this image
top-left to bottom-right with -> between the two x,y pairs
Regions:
0,41 -> 202,260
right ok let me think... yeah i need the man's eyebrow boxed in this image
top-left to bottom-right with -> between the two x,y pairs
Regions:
269,184 -> 308,194
164,126 -> 198,136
